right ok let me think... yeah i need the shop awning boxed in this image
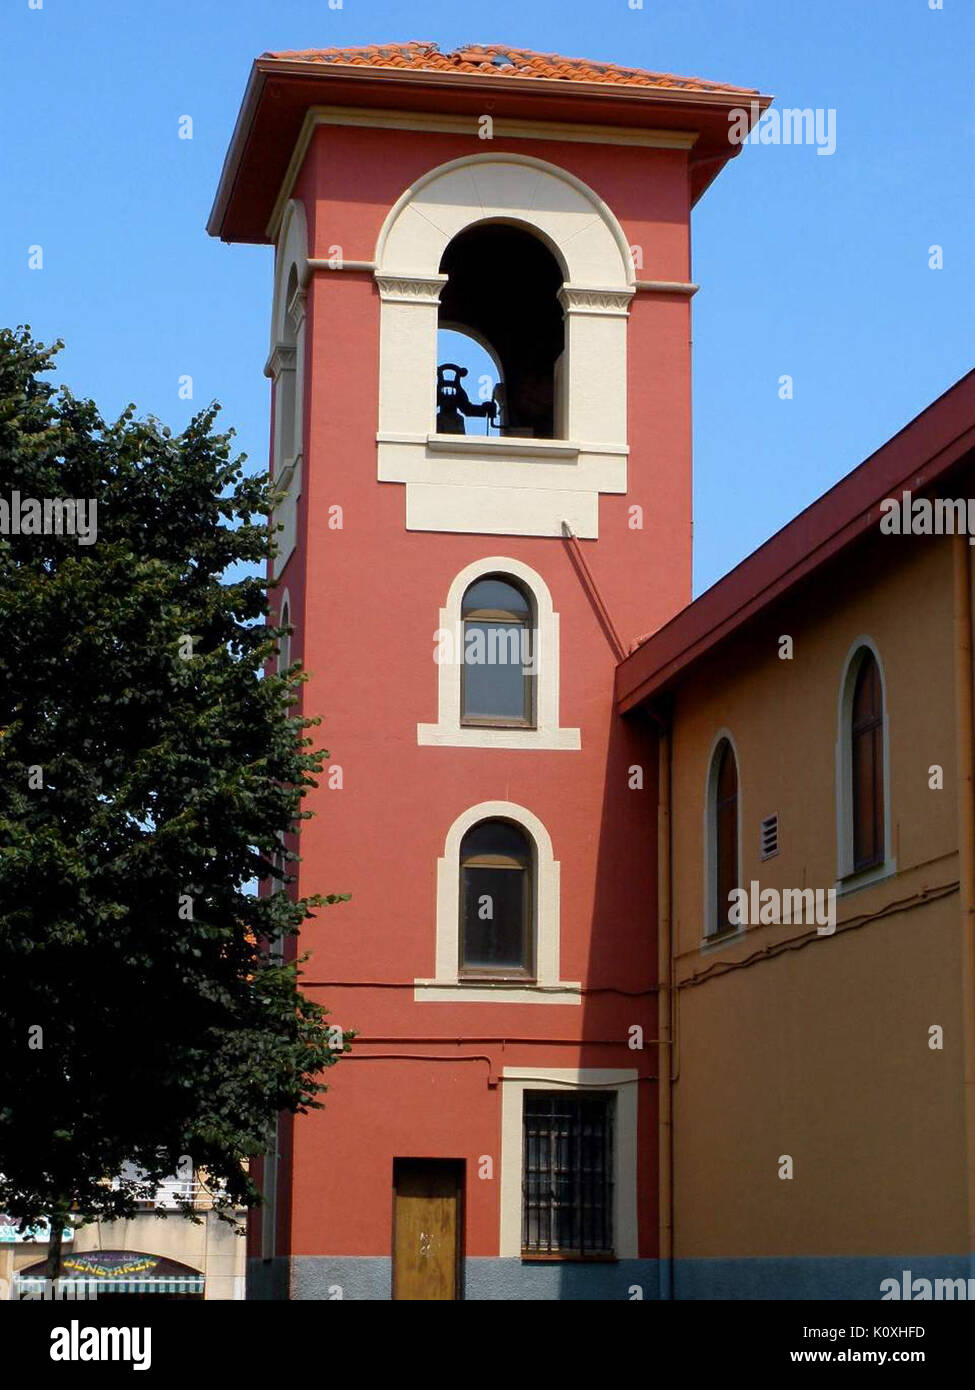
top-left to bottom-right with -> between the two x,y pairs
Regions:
14,1250 -> 205,1296
16,1273 -> 204,1295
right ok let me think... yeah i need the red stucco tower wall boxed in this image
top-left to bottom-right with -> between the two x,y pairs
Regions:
208,42 -> 764,1300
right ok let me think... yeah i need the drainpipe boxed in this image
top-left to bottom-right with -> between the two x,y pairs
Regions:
561,521 -> 627,662
657,714 -> 674,1300
953,533 -> 975,1277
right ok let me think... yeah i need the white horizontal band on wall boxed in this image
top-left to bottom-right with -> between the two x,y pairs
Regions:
634,279 -> 699,296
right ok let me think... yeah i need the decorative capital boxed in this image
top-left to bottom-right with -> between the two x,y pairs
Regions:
375,272 -> 449,305
267,344 -> 297,378
558,284 -> 634,317
274,454 -> 301,492
287,286 -> 307,331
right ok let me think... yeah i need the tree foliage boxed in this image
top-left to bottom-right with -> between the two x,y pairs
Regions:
0,327 -> 346,1242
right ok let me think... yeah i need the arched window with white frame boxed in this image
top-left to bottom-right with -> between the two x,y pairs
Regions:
277,592 -> 292,677
419,557 -> 579,751
836,640 -> 893,884
273,264 -> 299,477
414,801 -> 579,1004
460,574 -> 534,728
704,733 -> 741,939
267,200 -> 307,577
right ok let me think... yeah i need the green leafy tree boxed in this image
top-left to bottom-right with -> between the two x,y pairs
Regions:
0,327 -> 347,1280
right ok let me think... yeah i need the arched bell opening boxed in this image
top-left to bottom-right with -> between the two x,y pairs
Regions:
436,222 -> 565,440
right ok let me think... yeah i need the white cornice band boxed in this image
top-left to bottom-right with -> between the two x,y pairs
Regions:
306,258 -> 375,273
634,279 -> 699,296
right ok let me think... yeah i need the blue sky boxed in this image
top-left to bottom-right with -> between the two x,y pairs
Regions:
2,0 -> 972,594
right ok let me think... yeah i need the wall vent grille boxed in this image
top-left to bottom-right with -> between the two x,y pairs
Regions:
760,814 -> 779,860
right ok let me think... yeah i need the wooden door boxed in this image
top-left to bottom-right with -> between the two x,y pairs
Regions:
392,1160 -> 463,1300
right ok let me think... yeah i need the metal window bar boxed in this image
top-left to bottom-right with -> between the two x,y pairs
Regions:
521,1091 -> 614,1257
153,1176 -> 200,1209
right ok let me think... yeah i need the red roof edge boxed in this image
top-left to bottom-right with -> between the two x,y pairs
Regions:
208,50 -> 771,243
207,59 -> 265,240
616,370 -> 975,713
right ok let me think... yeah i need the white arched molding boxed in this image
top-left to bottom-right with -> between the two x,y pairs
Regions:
374,155 -> 634,539
702,728 -> 743,947
835,637 -> 896,892
277,588 -> 292,675
418,556 -> 580,751
266,200 -> 308,578
414,800 -> 581,1005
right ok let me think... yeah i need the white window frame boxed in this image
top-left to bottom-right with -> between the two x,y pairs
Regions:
835,637 -> 896,893
414,801 -> 580,1004
277,590 -> 292,675
266,200 -> 307,578
702,728 -> 744,946
418,557 -> 580,751
499,1068 -> 638,1258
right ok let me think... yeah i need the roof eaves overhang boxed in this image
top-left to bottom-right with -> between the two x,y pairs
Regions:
615,371 -> 975,715
208,57 -> 772,243
208,60 -> 267,241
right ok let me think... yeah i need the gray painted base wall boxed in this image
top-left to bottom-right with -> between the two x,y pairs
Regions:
246,1258 -> 291,1302
249,1253 -> 975,1300
467,1259 -> 654,1300
247,1256 -> 654,1300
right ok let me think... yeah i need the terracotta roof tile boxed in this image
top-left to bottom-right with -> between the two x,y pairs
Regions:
262,41 -> 759,96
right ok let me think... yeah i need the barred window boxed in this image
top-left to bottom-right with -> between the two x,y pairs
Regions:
522,1091 -> 615,1258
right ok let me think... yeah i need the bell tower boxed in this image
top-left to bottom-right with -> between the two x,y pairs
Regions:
209,41 -> 767,1301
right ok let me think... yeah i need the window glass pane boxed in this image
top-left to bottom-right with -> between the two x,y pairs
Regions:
460,577 -> 533,725
461,820 -> 529,864
463,620 -> 530,720
462,578 -> 530,619
461,865 -> 526,969
851,653 -> 884,871
715,742 -> 739,931
717,740 -> 737,802
872,723 -> 885,856
852,653 -> 881,728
